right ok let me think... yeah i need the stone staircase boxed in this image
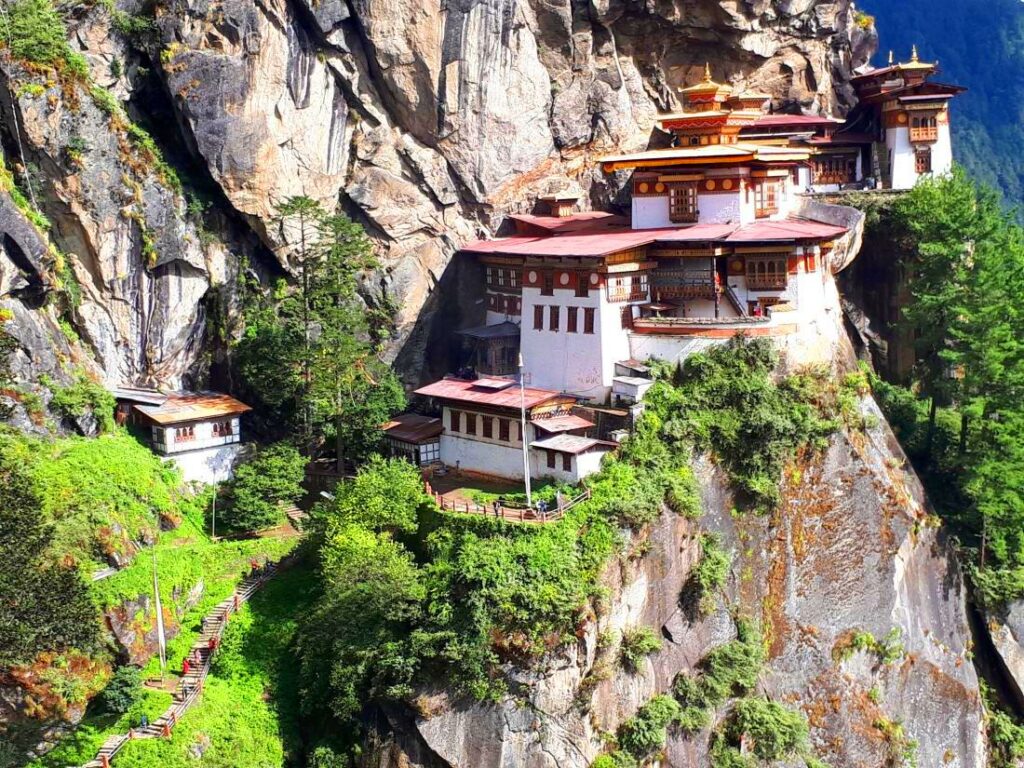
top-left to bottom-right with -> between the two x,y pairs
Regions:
80,562 -> 280,768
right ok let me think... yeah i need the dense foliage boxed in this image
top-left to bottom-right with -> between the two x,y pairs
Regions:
97,666 -> 142,715
0,430 -> 182,568
0,451 -> 97,668
234,197 -> 405,460
44,374 -> 116,434
223,442 -> 306,532
863,171 -> 1024,607
862,0 -> 1024,206
645,337 -> 837,511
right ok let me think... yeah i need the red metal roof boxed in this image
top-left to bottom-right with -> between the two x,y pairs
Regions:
532,414 -> 595,433
382,413 -> 444,444
726,219 -> 847,243
133,391 -> 251,425
415,377 -> 566,410
652,223 -> 738,243
461,227 -> 686,257
750,114 -> 842,129
510,212 -> 626,234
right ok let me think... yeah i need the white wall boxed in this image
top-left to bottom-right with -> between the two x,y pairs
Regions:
933,124 -> 954,176
532,448 -> 609,483
520,285 -> 636,401
166,443 -> 248,484
154,417 -> 241,455
633,195 -> 672,229
886,127 -> 917,190
697,191 -> 743,224
440,433 -> 529,479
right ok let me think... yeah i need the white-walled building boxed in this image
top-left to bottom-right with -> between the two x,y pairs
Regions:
413,377 -> 615,483
115,389 -> 251,484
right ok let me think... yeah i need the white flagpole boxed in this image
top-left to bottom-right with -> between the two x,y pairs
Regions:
519,354 -> 532,508
152,549 -> 166,679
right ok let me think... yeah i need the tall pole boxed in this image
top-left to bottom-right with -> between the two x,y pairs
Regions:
152,547 -> 166,680
519,354 -> 532,508
211,484 -> 216,540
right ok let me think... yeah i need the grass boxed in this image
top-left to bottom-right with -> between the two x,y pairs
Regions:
31,555 -> 313,768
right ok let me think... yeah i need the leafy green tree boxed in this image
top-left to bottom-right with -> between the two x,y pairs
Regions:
319,455 -> 430,535
234,197 -> 405,465
97,665 -> 142,714
297,522 -> 426,721
224,442 -> 306,532
0,453 -> 96,668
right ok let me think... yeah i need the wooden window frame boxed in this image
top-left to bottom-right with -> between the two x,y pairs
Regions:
549,305 -> 560,332
575,274 -> 590,298
465,413 -> 477,436
499,418 -> 510,442
583,307 -> 596,335
546,450 -> 556,469
566,306 -> 578,334
754,181 -> 779,218
449,409 -> 461,433
541,272 -> 554,296
915,147 -> 932,174
669,183 -> 699,224
482,417 -> 493,439
561,453 -> 572,472
533,305 -> 544,330
745,255 -> 789,291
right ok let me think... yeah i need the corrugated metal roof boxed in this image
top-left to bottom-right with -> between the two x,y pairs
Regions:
382,413 -> 444,444
652,224 -> 737,243
749,114 -> 842,128
532,414 -> 595,433
462,227 -> 686,257
531,434 -> 616,455
111,386 -> 168,406
725,219 -> 847,243
510,212 -> 626,234
133,392 -> 251,425
599,145 -> 754,165
457,321 -> 521,339
415,377 -> 564,410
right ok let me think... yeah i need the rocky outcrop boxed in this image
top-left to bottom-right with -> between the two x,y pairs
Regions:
360,402 -> 985,768
1,0 -> 877,390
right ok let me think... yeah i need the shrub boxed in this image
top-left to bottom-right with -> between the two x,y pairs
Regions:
224,443 -> 305,532
592,752 -> 638,768
683,533 -> 730,616
698,620 -> 765,706
617,694 -> 681,758
619,626 -> 661,672
7,0 -> 67,66
46,374 -> 116,433
98,665 -> 142,714
723,697 -> 808,761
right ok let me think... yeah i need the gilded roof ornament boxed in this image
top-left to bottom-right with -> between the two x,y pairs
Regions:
911,44 -> 919,63
888,50 -> 894,66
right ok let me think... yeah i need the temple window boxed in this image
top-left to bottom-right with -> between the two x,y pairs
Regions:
915,148 -> 933,174
566,306 -> 578,334
583,308 -> 595,334
533,305 -> 544,330
575,273 -> 590,297
910,115 -> 938,142
669,183 -> 699,223
753,182 -> 779,218
745,255 -> 789,290
549,305 -> 560,331
541,272 -> 554,296
562,454 -> 571,472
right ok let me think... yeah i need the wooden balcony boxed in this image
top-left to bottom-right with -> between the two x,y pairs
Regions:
746,275 -> 788,291
910,127 -> 938,143
755,206 -> 779,219
607,287 -> 649,303
653,271 -> 715,300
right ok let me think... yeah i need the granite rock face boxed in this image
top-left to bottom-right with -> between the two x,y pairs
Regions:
1,0 -> 876,396
359,407 -> 986,768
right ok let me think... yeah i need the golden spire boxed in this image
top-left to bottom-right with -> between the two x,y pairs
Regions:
703,62 -> 712,83
888,50 -> 894,66
911,44 -> 919,63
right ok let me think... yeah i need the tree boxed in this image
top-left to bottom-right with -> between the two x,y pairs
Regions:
234,198 -> 406,465
0,453 -> 96,668
223,442 -> 306,532
319,456 -> 431,535
98,665 -> 142,714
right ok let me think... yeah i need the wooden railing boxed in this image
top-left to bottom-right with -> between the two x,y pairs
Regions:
425,481 -> 591,524
745,274 -> 788,291
607,288 -> 649,303
910,127 -> 938,142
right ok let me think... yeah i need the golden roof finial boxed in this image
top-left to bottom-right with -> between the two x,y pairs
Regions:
911,44 -> 919,63
888,50 -> 894,66
703,62 -> 712,82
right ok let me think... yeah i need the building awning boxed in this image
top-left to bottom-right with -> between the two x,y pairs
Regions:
111,386 -> 168,406
382,413 -> 444,444
133,392 -> 251,426
457,322 -> 521,340
415,377 -> 566,410
532,414 -> 595,434
531,434 -> 617,455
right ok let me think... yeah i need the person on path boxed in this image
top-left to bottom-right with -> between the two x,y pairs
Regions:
140,713 -> 148,728
208,634 -> 219,652
182,657 -> 191,676
492,500 -> 500,517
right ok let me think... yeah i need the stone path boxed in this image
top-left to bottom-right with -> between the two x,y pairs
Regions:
80,562 -> 280,768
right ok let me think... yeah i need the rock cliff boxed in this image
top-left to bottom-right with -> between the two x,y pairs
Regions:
358,405 -> 986,768
0,0 -> 876,397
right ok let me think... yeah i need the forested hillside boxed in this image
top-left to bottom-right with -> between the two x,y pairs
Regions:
862,0 -> 1024,204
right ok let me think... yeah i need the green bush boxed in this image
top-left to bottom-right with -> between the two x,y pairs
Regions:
591,752 -> 638,768
7,0 -> 67,66
98,665 -> 142,714
617,694 -> 681,758
224,442 -> 305,532
46,374 -> 116,433
619,626 -> 661,672
683,533 -> 730,616
723,697 -> 808,760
